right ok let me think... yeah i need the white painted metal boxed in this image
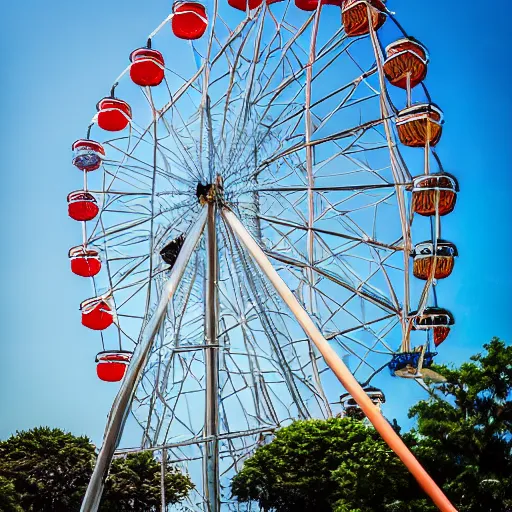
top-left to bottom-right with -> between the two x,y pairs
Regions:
222,207 -> 457,512
80,207 -> 208,512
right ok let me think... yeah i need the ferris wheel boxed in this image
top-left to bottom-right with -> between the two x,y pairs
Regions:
67,1 -> 459,511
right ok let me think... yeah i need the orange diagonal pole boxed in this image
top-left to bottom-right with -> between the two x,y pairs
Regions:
223,207 -> 457,512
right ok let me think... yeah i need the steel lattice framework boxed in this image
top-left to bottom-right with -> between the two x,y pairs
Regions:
70,3 -> 457,511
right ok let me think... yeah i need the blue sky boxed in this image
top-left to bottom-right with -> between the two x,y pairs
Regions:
0,0 -> 510,444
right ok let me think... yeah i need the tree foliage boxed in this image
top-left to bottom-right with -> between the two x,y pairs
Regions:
231,417 -> 424,511
0,427 -> 193,511
232,338 -> 512,511
101,450 -> 194,511
0,427 -> 96,511
1,339 -> 510,510
0,476 -> 23,512
407,337 -> 512,511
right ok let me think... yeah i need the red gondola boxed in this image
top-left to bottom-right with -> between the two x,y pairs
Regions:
69,246 -> 102,278
411,240 -> 457,280
412,173 -> 458,217
295,0 -> 341,11
96,98 -> 132,132
81,297 -> 114,331
96,351 -> 132,382
383,38 -> 428,89
342,0 -> 386,37
229,0 -> 283,9
396,103 -> 443,147
172,1 -> 208,40
130,48 -> 165,87
229,0 -> 263,10
72,139 -> 105,172
412,307 -> 454,347
67,191 -> 99,222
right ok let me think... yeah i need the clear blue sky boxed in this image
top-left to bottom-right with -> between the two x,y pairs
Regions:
0,0 -> 510,444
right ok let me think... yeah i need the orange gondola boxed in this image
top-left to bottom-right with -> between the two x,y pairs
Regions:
383,38 -> 428,89
411,173 -> 458,217
411,240 -> 457,280
396,103 -> 443,147
412,307 -> 454,347
341,0 -> 386,37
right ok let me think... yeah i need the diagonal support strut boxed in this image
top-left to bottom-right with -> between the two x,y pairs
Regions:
81,207 -> 209,512
222,206 -> 457,512
204,201 -> 220,512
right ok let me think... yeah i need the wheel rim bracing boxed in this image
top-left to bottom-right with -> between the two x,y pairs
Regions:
70,2 -> 457,510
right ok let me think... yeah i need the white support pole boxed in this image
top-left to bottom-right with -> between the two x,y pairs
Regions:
160,449 -> 167,512
81,207 -> 209,512
222,207 -> 457,512
204,202 -> 220,512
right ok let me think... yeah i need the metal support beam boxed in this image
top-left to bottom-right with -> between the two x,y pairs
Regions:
222,207 -> 457,512
204,201 -> 220,512
160,449 -> 167,512
80,207 -> 208,512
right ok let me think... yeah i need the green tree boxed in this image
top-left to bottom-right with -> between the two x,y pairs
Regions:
0,427 -> 193,511
101,450 -> 194,511
0,427 -> 96,511
407,337 -> 512,511
231,417 -> 425,512
232,338 -> 512,511
0,476 -> 23,512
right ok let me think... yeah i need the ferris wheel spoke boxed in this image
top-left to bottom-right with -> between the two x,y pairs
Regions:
216,17 -> 267,147
316,191 -> 396,221
104,146 -> 181,185
115,323 -> 140,344
103,168 -> 153,193
325,313 -> 397,340
256,56 -> 376,137
334,339 -> 377,373
265,224 -> 309,261
326,248 -> 402,307
73,4 -> 459,510
109,255 -> 150,289
157,353 -> 205,443
336,317 -> 399,363
254,183 -> 397,193
87,220 -> 149,245
224,219 -> 328,417
349,316 -> 402,364
310,284 -> 398,354
257,118 -> 385,171
268,249 -> 398,314
220,229 -> 320,414
144,354 -> 198,444
258,213 -> 402,252
367,244 -> 402,312
159,114 -> 204,182
330,327 -> 396,359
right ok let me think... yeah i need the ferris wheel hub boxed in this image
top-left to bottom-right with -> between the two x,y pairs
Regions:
196,175 -> 224,205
